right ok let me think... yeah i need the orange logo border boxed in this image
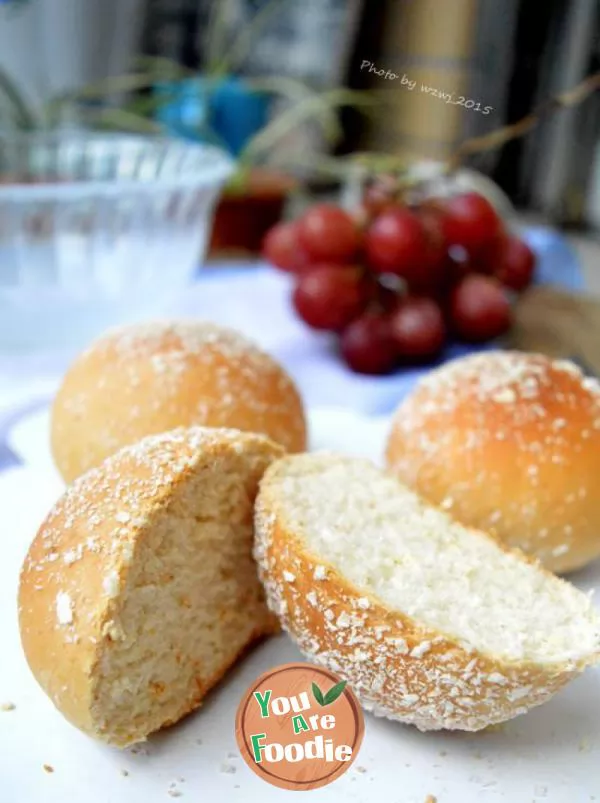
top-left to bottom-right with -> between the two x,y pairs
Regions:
235,662 -> 365,791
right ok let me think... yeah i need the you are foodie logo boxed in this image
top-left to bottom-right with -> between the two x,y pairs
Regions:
235,662 -> 364,790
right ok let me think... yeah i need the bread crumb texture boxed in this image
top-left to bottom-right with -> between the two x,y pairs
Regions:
255,453 -> 600,732
19,426 -> 283,746
51,319 -> 306,482
386,351 -> 600,573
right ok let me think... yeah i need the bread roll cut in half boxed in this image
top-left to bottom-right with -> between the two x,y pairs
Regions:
386,351 -> 600,574
19,427 -> 283,746
51,320 -> 306,484
254,453 -> 600,732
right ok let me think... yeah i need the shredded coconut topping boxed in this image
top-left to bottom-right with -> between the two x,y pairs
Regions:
388,351 -> 600,568
103,571 -> 120,598
55,591 -> 73,625
60,320 -> 305,464
254,453 -> 600,733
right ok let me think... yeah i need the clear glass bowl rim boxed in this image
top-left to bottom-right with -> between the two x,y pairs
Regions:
0,131 -> 235,200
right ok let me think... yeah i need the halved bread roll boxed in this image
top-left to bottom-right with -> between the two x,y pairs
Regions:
19,427 -> 283,746
254,453 -> 600,732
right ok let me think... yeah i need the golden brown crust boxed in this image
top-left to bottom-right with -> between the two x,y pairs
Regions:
51,320 -> 307,483
254,457 -> 591,732
19,427 -> 282,745
386,351 -> 600,574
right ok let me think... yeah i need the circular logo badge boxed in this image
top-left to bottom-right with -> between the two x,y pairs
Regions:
235,662 -> 364,791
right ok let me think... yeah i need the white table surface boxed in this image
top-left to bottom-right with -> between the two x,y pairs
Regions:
0,406 -> 599,803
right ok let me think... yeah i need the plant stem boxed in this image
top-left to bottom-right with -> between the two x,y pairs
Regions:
238,89 -> 375,167
0,64 -> 39,129
86,106 -> 164,134
205,0 -> 232,75
211,0 -> 289,76
447,70 -> 600,171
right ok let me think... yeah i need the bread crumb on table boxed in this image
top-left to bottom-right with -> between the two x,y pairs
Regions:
167,791 -> 182,798
120,769 -> 129,777
43,764 -> 54,774
129,745 -> 150,756
355,765 -> 367,774
220,762 -> 237,774
425,796 -> 437,803
1,702 -> 15,711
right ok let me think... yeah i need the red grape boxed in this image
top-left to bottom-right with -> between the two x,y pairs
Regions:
450,275 -> 511,342
411,208 -> 448,294
445,247 -> 474,285
375,275 -> 403,312
390,297 -> 446,359
365,207 -> 428,281
262,221 -> 308,273
492,235 -> 536,291
340,312 -> 398,375
292,265 -> 369,332
442,192 -> 501,254
469,226 -> 507,276
297,204 -> 360,263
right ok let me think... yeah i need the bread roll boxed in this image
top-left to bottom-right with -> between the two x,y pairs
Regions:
386,351 -> 600,574
51,320 -> 306,483
19,427 -> 283,746
254,453 -> 600,732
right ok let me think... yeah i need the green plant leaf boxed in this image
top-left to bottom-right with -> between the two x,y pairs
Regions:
133,55 -> 195,80
210,0 -> 291,76
44,73 -> 165,128
323,681 -> 347,706
237,88 -> 376,168
311,682 -> 325,706
86,107 -> 164,134
0,64 -> 39,130
204,0 -> 232,75
245,76 -> 313,101
70,73 -> 162,100
244,77 -> 344,145
223,163 -> 253,195
119,94 -> 166,117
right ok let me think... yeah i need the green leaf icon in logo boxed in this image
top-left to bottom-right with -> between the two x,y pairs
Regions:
312,682 -> 325,706
312,680 -> 347,706
324,681 -> 347,705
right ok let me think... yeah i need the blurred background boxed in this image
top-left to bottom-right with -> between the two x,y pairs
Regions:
0,0 -> 599,399
2,0 -> 598,219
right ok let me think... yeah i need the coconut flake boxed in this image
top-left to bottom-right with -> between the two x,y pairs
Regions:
56,592 -> 73,625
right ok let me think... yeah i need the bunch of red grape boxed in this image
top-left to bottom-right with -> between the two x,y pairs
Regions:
262,189 -> 536,375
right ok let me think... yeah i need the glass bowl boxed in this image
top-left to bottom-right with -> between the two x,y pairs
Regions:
0,132 -> 234,353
